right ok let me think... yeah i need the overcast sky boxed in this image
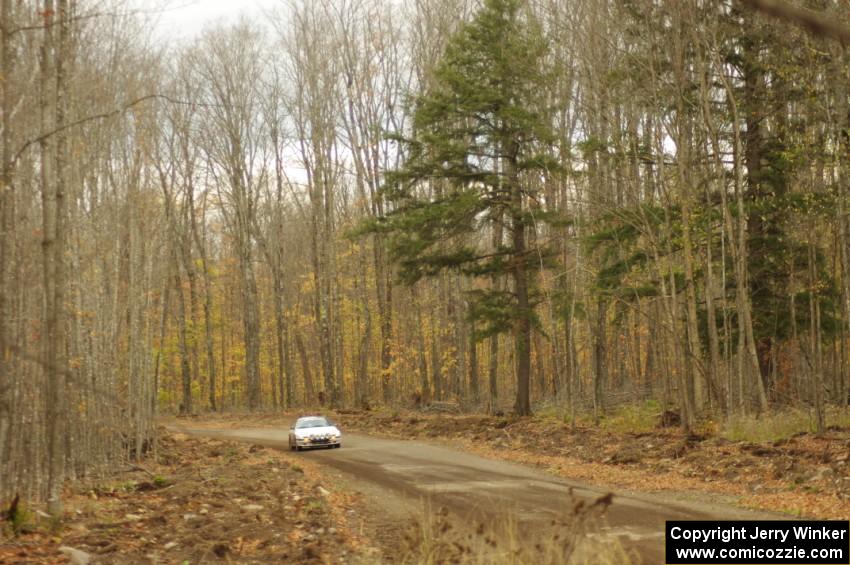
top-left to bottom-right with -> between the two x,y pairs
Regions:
153,0 -> 280,40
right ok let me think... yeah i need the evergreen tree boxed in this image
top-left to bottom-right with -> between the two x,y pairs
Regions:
373,0 -> 559,416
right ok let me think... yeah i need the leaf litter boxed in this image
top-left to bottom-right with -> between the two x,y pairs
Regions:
1,427 -> 375,564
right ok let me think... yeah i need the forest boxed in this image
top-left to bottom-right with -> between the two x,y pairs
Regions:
1,0 -> 849,513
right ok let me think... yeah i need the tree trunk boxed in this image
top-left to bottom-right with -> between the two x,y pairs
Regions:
42,0 -> 69,514
355,249 -> 372,409
272,274 -> 291,409
414,288 -> 431,404
507,139 -> 531,417
295,331 -> 315,404
0,0 -> 14,494
488,213 -> 503,414
174,256 -> 193,415
376,242 -> 394,404
809,244 -> 825,433
430,312 -> 442,402
199,243 -> 217,411
241,252 -> 262,410
672,6 -> 703,426
468,314 -> 479,404
593,299 -> 607,423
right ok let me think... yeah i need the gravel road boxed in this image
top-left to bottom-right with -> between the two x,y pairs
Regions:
179,426 -> 781,563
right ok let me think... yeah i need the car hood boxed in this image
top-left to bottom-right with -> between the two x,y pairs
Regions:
294,426 -> 340,438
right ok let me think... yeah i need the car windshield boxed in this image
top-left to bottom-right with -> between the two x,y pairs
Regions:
295,417 -> 330,429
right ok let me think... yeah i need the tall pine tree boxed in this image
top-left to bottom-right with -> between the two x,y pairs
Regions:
375,0 -> 559,416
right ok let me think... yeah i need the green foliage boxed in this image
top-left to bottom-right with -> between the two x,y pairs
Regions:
552,289 -> 586,322
576,136 -> 608,157
7,502 -> 32,535
365,0 -> 560,341
157,389 -> 173,407
467,287 -> 545,340
721,14 -> 841,371
583,204 -> 669,304
745,180 -> 841,347
118,480 -> 137,492
468,289 -> 513,339
582,171 -> 841,364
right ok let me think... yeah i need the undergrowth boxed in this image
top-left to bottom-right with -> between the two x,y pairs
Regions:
722,406 -> 850,443
596,400 -> 662,434
534,399 -> 849,442
535,399 -> 662,434
7,502 -> 33,535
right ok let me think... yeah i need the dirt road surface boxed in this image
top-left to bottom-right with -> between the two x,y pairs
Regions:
178,426 -> 782,563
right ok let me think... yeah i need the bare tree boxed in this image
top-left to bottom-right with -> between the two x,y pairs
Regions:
190,22 -> 267,411
279,1 -> 344,407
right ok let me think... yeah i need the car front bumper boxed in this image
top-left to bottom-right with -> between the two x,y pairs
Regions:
294,437 -> 340,448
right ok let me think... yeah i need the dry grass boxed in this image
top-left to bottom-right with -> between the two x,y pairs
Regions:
596,400 -> 663,434
722,406 -> 850,443
400,493 -> 635,565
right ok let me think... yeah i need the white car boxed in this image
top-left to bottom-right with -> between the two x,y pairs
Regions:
288,416 -> 342,451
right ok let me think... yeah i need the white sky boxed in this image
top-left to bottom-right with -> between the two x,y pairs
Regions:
153,0 -> 280,41
143,0 -> 312,187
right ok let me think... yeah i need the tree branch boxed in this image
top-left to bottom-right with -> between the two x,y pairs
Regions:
739,0 -> 850,44
12,93 -> 212,165
7,344 -> 127,407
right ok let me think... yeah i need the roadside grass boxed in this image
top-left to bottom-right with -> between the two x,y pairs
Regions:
721,406 -> 850,443
535,399 -> 662,434
532,401 -> 568,422
402,493 -> 634,565
535,399 -> 849,442
596,400 -> 662,434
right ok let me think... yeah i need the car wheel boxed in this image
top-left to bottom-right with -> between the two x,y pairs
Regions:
295,445 -> 302,452
289,438 -> 295,451
334,444 -> 341,449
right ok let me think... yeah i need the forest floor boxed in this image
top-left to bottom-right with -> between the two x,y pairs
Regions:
4,408 -> 846,564
183,408 -> 850,521
0,428 -> 377,564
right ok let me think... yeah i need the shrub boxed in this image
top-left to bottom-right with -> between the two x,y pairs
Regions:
6,499 -> 33,535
